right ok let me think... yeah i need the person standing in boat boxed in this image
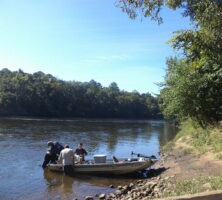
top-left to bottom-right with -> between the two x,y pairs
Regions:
75,143 -> 87,163
57,144 -> 75,175
42,141 -> 64,168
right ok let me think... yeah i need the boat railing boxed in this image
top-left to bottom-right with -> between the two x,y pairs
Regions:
76,157 -> 152,165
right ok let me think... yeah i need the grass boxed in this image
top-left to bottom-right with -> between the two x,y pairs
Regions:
164,174 -> 222,197
215,153 -> 222,160
161,141 -> 175,153
181,147 -> 193,155
162,118 -> 222,156
159,119 -> 222,198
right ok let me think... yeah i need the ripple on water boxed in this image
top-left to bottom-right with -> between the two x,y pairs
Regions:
0,118 -> 177,200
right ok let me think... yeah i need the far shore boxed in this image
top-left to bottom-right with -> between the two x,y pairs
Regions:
0,116 -> 163,120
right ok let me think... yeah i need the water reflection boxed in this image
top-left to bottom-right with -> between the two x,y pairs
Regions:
0,118 -> 177,200
44,170 -> 74,194
42,169 -> 142,199
43,170 -> 121,199
0,118 -> 175,156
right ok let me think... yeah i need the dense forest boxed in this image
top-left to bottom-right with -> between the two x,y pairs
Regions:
0,68 -> 162,118
119,0 -> 222,127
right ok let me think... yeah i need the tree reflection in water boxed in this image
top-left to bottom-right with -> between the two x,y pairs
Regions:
0,118 -> 177,200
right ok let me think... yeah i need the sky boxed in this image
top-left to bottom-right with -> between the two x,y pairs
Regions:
0,0 -> 190,94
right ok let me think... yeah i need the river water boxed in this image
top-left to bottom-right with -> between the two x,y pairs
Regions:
0,118 -> 177,200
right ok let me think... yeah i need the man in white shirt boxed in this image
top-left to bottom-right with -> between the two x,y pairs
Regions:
58,145 -> 74,175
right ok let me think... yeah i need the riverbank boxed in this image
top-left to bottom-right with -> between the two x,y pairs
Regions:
90,150 -> 222,200
88,120 -> 222,200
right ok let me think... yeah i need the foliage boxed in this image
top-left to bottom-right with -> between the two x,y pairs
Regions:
117,0 -> 222,126
161,140 -> 174,153
117,0 -> 222,25
166,119 -> 222,155
0,69 -> 162,118
117,0 -> 164,23
159,57 -> 222,125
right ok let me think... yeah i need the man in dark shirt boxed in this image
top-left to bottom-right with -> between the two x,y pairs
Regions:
75,143 -> 87,163
42,141 -> 64,168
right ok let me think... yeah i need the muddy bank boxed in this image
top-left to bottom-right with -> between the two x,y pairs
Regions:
82,145 -> 222,200
81,159 -> 175,200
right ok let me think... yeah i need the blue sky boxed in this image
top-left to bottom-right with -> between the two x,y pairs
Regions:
0,0 -> 190,94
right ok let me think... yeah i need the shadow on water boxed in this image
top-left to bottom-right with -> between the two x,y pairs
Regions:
0,118 -> 177,200
42,166 -> 168,200
43,169 -> 145,188
43,166 -> 168,188
44,170 -> 74,193
145,167 -> 168,178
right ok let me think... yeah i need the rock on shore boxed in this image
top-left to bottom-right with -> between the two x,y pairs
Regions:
87,174 -> 176,200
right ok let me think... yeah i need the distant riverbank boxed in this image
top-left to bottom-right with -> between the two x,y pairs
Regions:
0,69 -> 162,119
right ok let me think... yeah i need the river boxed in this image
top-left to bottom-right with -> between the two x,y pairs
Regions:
0,118 -> 177,200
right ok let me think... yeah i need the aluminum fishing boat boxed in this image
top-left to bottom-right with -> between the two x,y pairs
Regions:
47,156 -> 157,175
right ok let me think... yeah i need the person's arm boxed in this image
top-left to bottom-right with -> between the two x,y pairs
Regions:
74,149 -> 78,155
84,149 -> 88,156
57,151 -> 63,164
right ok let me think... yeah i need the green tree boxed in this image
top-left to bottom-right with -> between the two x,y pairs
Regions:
0,69 -> 161,119
118,0 -> 222,126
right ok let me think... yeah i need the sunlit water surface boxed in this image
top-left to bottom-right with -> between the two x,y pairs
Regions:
0,118 -> 177,200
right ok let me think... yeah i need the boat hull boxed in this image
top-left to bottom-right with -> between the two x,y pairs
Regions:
47,158 -> 157,175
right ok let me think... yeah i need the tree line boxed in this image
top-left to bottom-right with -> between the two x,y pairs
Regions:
0,68 -> 162,119
118,0 -> 222,127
